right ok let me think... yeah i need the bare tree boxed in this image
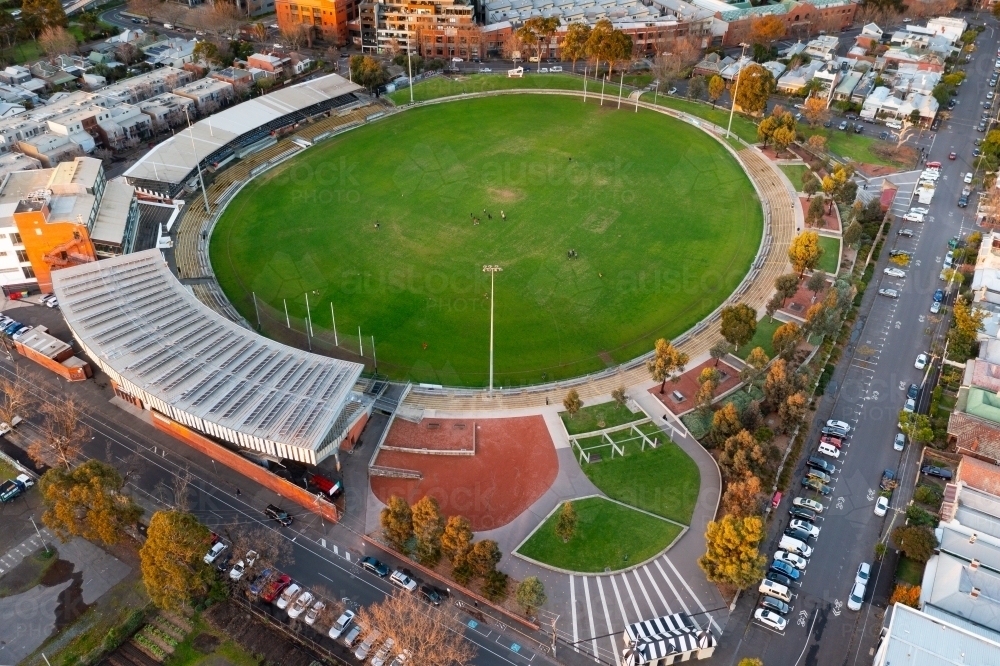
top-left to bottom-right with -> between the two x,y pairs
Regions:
0,366 -> 34,426
39,27 -> 77,56
31,398 -> 90,470
356,592 -> 477,666
116,43 -> 139,66
128,0 -> 162,22
226,524 -> 294,596
171,463 -> 193,511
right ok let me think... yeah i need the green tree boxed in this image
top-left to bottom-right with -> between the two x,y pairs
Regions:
772,322 -> 802,359
890,525 -> 938,562
807,194 -> 826,227
39,459 -> 143,546
560,22 -> 591,72
647,338 -> 689,393
441,515 -> 473,564
21,0 -> 67,39
698,514 -> 767,589
898,412 -> 933,444
720,303 -> 757,351
78,10 -> 100,39
806,270 -> 828,296
516,577 -> 547,615
555,501 -> 578,542
193,41 -> 222,66
687,75 -> 706,100
766,292 -> 783,322
139,511 -> 213,610
740,347 -> 770,390
517,16 -> 561,71
350,55 -> 390,92
710,339 -> 733,366
775,273 -> 800,305
379,496 -> 413,550
788,231 -> 823,276
563,388 -> 582,417
708,75 -> 725,108
738,659 -> 764,666
468,539 -> 502,578
734,63 -> 775,115
611,386 -> 627,409
411,495 -> 444,565
932,83 -> 950,107
778,392 -> 807,433
803,176 -> 819,199
843,220 -> 862,246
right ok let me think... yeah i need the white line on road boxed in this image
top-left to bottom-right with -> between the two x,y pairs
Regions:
631,568 -> 657,616
621,571 -> 644,619
643,566 -> 671,612
596,578 -> 621,666
609,576 -> 630,628
570,574 -> 579,652
582,576 -> 599,658
665,556 -> 723,634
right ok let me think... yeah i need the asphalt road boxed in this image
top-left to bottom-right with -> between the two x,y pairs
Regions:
0,306 -> 562,666
723,17 -> 998,666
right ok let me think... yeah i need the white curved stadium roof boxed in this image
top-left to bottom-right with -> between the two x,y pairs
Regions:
51,250 -> 364,458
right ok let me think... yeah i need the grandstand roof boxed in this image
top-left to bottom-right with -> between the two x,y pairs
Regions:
124,73 -> 361,187
51,250 -> 365,456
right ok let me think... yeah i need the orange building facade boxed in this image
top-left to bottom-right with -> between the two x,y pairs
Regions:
275,0 -> 358,45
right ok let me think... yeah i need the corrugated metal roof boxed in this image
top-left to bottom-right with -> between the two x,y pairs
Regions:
879,603 -> 1000,666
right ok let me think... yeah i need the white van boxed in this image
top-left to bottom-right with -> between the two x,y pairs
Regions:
779,535 -> 814,558
817,442 -> 840,458
885,120 -> 902,130
759,579 -> 792,602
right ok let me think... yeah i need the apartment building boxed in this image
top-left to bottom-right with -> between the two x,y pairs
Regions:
0,157 -> 139,293
275,0 -> 359,45
356,0 -> 480,56
137,93 -> 195,131
173,78 -> 235,113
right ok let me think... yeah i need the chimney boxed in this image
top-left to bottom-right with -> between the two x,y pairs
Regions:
971,587 -> 981,599
971,559 -> 981,570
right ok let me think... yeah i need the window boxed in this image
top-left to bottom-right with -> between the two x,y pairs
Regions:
15,250 -> 28,263
21,266 -> 34,279
9,232 -> 20,244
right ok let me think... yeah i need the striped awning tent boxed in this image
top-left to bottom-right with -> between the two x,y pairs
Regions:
622,623 -> 718,666
624,613 -> 696,645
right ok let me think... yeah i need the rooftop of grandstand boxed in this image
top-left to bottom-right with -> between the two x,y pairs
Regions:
123,73 -> 363,191
51,249 -> 366,460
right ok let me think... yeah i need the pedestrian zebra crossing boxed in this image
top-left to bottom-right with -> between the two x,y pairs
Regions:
563,554 -> 725,665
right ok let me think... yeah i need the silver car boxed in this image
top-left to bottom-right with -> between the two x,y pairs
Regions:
884,267 -> 906,278
848,582 -> 866,611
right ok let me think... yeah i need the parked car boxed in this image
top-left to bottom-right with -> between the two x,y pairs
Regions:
304,599 -> 326,626
275,582 -> 301,610
878,288 -> 899,298
902,212 -> 924,223
897,228 -> 914,237
420,585 -> 443,605
260,574 -> 291,603
933,289 -> 945,303
765,571 -> 793,587
838,121 -> 848,130
949,151 -> 957,159
248,568 -> 275,597
907,384 -> 920,400
288,590 -> 314,619
894,433 -> 906,451
793,497 -> 823,513
959,196 -> 969,208
807,456 -> 836,475
329,610 -> 356,640
203,541 -> 228,564
874,495 -> 889,517
930,301 -> 942,314
361,556 -> 390,577
910,207 -> 929,215
770,560 -> 801,580
790,519 -> 820,538
903,398 -> 915,413
880,469 -> 896,491
818,442 -> 840,458
884,267 -> 907,278
229,550 -> 257,581
789,506 -> 816,522
759,596 -> 789,615
0,474 -> 34,503
342,624 -> 364,648
390,570 -> 417,592
755,608 -> 787,631
915,353 -> 928,370
774,550 -> 808,570
921,465 -> 953,480
355,629 -> 382,660
371,638 -> 396,666
801,478 -> 832,495
820,434 -> 843,448
825,421 -> 851,434
848,582 -> 866,611
806,468 -> 831,484
784,526 -> 814,543
856,562 -> 871,585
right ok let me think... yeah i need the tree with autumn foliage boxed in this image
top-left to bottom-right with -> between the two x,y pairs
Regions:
788,231 -> 823,276
139,511 -> 214,610
710,402 -> 743,446
720,303 -> 758,351
380,495 -> 413,550
699,514 -> 767,589
647,338 -> 689,393
772,321 -> 802,360
412,495 -> 445,565
764,358 -> 794,409
708,75 -> 725,108
719,430 -> 766,480
559,22 -> 591,72
889,583 -> 921,608
357,591 -> 477,666
39,459 -> 143,546
441,515 -> 473,565
722,475 -> 763,518
740,347 -> 770,391
749,15 -> 785,47
733,63 -> 775,115
779,392 -> 808,433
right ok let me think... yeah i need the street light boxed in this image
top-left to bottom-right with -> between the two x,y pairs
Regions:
726,42 -> 749,140
483,265 -> 503,396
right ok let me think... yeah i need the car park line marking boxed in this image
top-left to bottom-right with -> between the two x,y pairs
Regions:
631,568 -> 657,616
620,572 -> 643,619
595,578 -> 621,666
643,565 -> 672,611
581,576 -> 599,658
653,560 -> 686,615
609,576 -> 631,627
665,556 -> 723,634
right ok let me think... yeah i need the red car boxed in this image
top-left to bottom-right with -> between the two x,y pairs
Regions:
261,574 -> 291,603
948,152 -> 957,160
820,434 -> 843,448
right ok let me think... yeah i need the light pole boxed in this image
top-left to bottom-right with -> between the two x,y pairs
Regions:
483,265 -> 502,396
726,42 -> 749,140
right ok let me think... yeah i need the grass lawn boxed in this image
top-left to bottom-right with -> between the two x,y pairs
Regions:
0,40 -> 42,65
623,73 -> 654,88
739,317 -> 782,360
639,93 -> 760,144
581,427 -> 700,524
0,455 -> 18,481
213,95 -> 762,386
387,73 -> 625,104
561,401 -> 645,435
682,386 -> 764,440
818,236 -> 841,274
801,127 -> 904,167
780,164 -> 809,189
896,556 -> 925,586
516,496 -> 682,572
165,614 -> 261,666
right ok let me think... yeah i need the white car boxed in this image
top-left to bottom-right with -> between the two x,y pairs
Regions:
965,172 -> 974,184
355,629 -> 382,660
287,590 -> 314,619
793,497 -> 824,513
329,610 -> 356,639
902,212 -> 924,223
878,288 -> 899,298
930,301 -> 942,314
478,67 -> 492,73
826,420 -> 851,433
884,267 -> 906,278
229,549 -> 257,580
390,652 -> 409,666
550,65 -> 563,72
275,583 -> 301,610
390,570 -> 417,592
774,550 -> 808,570
903,398 -> 915,413
919,171 -> 939,181
894,433 -> 906,451
856,562 -> 871,585
790,519 -> 820,538
909,207 -> 929,215
203,541 -> 227,564
848,582 -> 866,611
874,495 -> 889,516
754,608 -> 787,631
915,353 -> 928,370
451,57 -> 464,62
539,67 -> 549,73
304,599 -> 325,626
371,638 -> 396,666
